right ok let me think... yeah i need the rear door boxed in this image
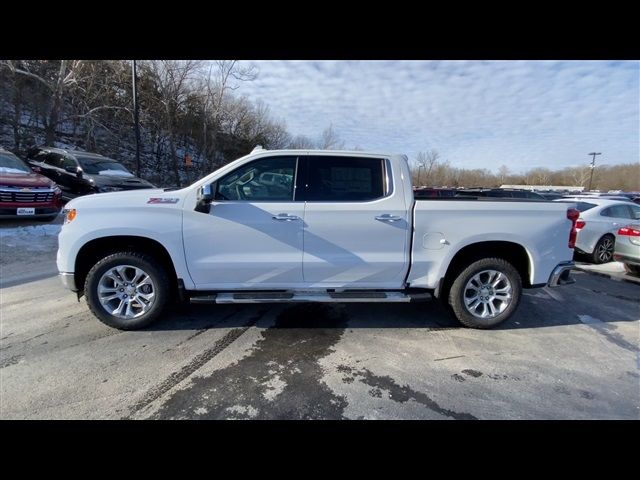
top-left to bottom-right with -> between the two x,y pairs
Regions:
300,155 -> 410,288
601,204 -> 635,229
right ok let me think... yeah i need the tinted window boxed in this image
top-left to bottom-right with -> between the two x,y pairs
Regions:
76,157 -> 132,175
60,156 -> 77,170
525,191 -> 545,199
304,156 -> 384,202
488,190 -> 512,197
555,200 -> 597,212
44,153 -> 63,167
601,205 -> 632,219
216,156 -> 296,201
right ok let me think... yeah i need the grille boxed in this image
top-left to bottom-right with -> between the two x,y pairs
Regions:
0,190 -> 55,203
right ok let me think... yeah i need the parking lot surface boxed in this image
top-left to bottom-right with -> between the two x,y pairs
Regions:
1,229 -> 638,419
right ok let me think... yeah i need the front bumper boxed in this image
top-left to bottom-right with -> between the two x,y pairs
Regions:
59,272 -> 78,292
0,207 -> 61,218
547,261 -> 575,287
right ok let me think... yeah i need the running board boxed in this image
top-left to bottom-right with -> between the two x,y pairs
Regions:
190,291 -> 431,304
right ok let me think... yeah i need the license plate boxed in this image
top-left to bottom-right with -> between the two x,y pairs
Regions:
17,208 -> 35,215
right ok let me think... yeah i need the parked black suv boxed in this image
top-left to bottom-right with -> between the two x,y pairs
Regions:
26,147 -> 155,199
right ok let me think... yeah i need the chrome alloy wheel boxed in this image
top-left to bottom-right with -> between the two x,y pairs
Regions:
97,265 -> 156,319
463,269 -> 513,319
596,237 -> 614,263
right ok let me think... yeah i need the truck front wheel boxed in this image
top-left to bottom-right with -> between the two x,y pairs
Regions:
84,252 -> 170,330
448,257 -> 522,329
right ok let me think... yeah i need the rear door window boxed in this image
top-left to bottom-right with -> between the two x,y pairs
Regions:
627,205 -> 640,220
303,156 -> 385,202
601,205 -> 633,219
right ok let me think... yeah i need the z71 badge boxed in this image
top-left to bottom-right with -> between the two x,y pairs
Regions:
147,197 -> 180,204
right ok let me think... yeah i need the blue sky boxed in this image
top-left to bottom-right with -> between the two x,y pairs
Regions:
234,60 -> 639,173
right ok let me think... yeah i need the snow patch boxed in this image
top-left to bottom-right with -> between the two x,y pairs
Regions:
98,170 -> 135,178
261,374 -> 287,401
1,224 -> 61,251
225,404 -> 259,419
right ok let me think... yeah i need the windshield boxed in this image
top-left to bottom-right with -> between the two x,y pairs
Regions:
0,152 -> 31,174
76,156 -> 134,176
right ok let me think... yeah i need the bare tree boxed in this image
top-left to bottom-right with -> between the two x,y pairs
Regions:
415,149 -> 440,185
319,124 -> 345,149
569,166 -> 591,188
143,60 -> 202,187
1,60 -> 83,145
288,134 -> 315,149
497,165 -> 510,184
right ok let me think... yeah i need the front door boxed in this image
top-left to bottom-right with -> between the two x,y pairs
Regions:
183,156 -> 305,289
300,155 -> 410,288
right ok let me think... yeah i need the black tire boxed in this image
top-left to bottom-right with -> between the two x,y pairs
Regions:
448,257 -> 522,329
590,235 -> 615,264
623,263 -> 640,276
84,251 -> 170,330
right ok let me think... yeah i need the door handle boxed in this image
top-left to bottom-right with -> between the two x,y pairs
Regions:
375,214 -> 402,222
272,213 -> 299,221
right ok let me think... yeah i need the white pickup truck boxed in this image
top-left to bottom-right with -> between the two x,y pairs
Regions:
57,148 -> 578,330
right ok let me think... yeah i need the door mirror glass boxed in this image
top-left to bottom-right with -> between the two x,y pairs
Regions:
195,182 -> 215,214
198,183 -> 214,203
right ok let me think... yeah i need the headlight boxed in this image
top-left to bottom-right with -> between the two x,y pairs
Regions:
98,186 -> 123,192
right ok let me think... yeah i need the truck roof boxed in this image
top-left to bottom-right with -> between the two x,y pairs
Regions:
251,146 -> 403,159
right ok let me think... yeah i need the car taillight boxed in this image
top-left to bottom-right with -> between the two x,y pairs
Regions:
575,220 -> 586,230
618,226 -> 640,246
567,208 -> 580,249
617,227 -> 640,236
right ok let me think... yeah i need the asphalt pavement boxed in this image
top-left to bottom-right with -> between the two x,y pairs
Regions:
1,253 -> 638,419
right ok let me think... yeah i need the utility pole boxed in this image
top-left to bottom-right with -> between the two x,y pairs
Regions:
587,152 -> 601,191
132,60 -> 141,177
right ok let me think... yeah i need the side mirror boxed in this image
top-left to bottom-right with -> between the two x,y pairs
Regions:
195,182 -> 215,214
76,167 -> 84,179
64,165 -> 77,173
199,183 -> 214,203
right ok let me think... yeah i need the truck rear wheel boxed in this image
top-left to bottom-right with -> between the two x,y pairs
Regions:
448,257 -> 522,329
84,252 -> 170,330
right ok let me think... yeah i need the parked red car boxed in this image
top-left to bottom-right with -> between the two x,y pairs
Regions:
0,148 -> 62,221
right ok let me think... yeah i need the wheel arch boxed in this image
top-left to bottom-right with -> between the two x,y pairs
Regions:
74,235 -> 178,296
436,240 -> 532,299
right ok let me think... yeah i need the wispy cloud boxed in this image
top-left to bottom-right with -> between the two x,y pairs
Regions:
231,60 -> 638,172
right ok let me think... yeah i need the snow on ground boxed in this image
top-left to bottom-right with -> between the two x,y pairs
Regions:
1,222 -> 62,282
1,224 -> 61,255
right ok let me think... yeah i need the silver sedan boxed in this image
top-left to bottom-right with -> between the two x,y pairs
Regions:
612,224 -> 640,276
554,198 -> 640,264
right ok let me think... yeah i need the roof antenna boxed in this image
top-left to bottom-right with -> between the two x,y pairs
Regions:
252,145 -> 264,153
